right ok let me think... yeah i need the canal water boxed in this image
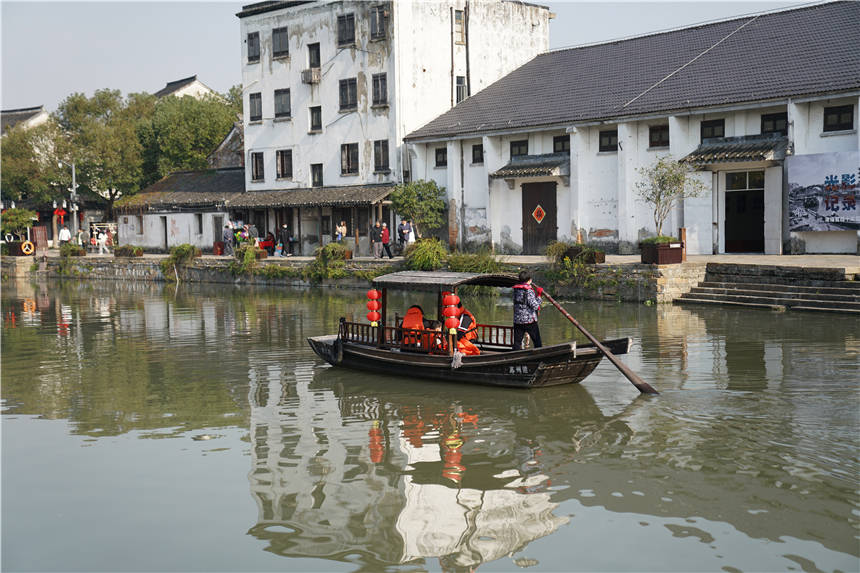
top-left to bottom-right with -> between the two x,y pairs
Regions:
2,279 -> 858,573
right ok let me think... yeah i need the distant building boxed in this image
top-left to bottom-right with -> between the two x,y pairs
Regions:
235,0 -> 552,255
1,105 -> 49,134
153,75 -> 216,99
406,1 -> 860,255
208,120 -> 245,169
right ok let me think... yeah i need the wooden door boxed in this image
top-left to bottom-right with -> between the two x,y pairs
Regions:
725,190 -> 764,252
521,182 -> 557,255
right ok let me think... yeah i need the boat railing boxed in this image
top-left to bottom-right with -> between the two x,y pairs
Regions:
339,320 -> 515,352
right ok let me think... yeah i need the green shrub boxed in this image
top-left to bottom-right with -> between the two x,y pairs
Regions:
59,243 -> 86,257
316,241 -> 348,263
160,244 -> 202,281
546,241 -> 605,265
404,238 -> 447,271
114,245 -> 143,257
256,264 -> 301,280
228,244 -> 259,276
1,244 -> 8,256
640,235 -> 678,244
447,247 -> 504,273
302,241 -> 350,283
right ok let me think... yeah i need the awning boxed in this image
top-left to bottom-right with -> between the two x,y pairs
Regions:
682,135 -> 789,165
372,271 -> 519,291
229,184 -> 395,208
489,153 -> 569,179
115,168 -> 245,213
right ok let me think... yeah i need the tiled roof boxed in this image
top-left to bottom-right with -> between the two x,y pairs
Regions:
230,184 -> 394,208
406,2 -> 860,141
154,75 -> 199,98
236,1 -> 313,19
682,135 -> 789,165
490,153 -> 569,179
115,168 -> 245,212
1,105 -> 45,133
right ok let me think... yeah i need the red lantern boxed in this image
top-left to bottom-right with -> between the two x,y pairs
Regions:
367,300 -> 381,311
442,294 -> 460,307
367,289 -> 381,300
444,317 -> 459,331
442,306 -> 459,317
367,311 -> 381,322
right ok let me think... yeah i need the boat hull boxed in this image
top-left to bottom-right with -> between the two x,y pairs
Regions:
307,335 -> 631,389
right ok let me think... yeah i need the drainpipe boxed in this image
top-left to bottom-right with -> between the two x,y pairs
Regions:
464,1 -> 471,98
450,7 -> 455,108
459,140 -> 465,250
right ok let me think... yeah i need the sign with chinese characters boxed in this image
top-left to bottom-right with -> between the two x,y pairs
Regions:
787,151 -> 859,232
532,204 -> 546,224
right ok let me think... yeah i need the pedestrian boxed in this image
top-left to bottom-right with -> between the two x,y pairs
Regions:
58,225 -> 71,247
336,220 -> 347,242
222,224 -> 235,256
97,228 -> 109,255
371,221 -> 383,258
381,223 -> 394,259
407,220 -> 416,243
398,219 -> 411,248
75,228 -> 85,247
279,224 -> 292,256
512,270 -> 543,350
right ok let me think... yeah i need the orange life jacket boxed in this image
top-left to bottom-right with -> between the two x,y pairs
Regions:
458,309 -> 478,341
456,337 -> 481,355
401,307 -> 430,348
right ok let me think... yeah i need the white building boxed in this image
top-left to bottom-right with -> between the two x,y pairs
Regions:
233,0 -> 552,255
153,75 -> 217,99
1,105 -> 49,134
406,2 -> 860,255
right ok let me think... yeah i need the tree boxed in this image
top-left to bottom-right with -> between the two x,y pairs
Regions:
149,95 -> 236,178
0,122 -> 63,204
1,208 -> 39,240
389,180 -> 447,238
224,85 -> 243,116
636,156 -> 705,237
54,89 -> 145,215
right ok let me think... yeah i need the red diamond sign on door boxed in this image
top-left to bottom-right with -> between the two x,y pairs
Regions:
532,204 -> 546,224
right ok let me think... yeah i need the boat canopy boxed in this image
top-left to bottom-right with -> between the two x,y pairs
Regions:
372,271 -> 519,291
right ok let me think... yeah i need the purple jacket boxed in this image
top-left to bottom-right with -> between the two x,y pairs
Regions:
513,283 -> 541,324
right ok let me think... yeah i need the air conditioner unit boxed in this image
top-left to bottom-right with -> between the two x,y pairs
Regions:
302,68 -> 321,84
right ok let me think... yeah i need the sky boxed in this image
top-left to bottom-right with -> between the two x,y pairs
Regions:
1,0 -> 805,113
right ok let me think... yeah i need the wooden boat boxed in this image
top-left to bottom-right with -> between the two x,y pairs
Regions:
308,271 -> 632,389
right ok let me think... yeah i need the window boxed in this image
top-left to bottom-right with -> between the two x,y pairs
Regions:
370,5 -> 387,39
195,214 -> 203,235
374,140 -> 389,172
251,152 -> 264,181
649,125 -> 670,148
454,10 -> 465,44
274,89 -> 290,118
309,106 -> 322,131
701,119 -> 725,140
273,27 -> 289,58
247,32 -> 260,63
341,143 -> 359,175
311,163 -> 323,187
472,143 -> 484,164
510,140 -> 528,157
823,105 -> 854,132
726,171 -> 764,191
276,149 -> 293,179
599,130 -> 618,152
435,147 -> 447,167
135,215 -> 143,235
249,93 -> 262,122
372,73 -> 387,105
553,135 -> 570,153
337,13 -> 355,46
339,78 -> 357,111
308,43 -> 321,68
760,112 -> 787,136
456,76 -> 467,103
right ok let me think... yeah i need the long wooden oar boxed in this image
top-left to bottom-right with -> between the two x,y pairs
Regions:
540,289 -> 659,395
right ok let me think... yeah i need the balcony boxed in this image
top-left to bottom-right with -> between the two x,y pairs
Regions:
302,68 -> 321,84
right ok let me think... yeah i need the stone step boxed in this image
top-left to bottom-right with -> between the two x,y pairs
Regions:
700,281 -> 860,296
691,286 -> 860,303
703,273 -> 860,290
705,263 -> 854,282
680,291 -> 860,310
791,306 -> 860,315
675,297 -> 786,311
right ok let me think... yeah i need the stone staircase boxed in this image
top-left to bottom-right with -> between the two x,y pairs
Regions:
675,263 -> 860,314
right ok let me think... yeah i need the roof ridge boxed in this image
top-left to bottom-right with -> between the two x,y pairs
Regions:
1,105 -> 44,114
547,0 -> 827,55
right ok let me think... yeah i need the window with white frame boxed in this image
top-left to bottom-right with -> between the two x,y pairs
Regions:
247,32 -> 260,63
249,93 -> 262,122
311,163 -> 323,187
372,73 -> 387,105
454,10 -> 465,44
341,143 -> 359,175
435,147 -> 447,167
598,130 -> 618,152
823,105 -> 854,132
277,150 -> 293,179
274,89 -> 290,118
374,140 -> 389,172
251,152 -> 264,181
309,106 -> 322,131
337,14 -> 355,46
456,76 -> 467,103
273,27 -> 289,58
370,5 -> 387,39
339,78 -> 357,111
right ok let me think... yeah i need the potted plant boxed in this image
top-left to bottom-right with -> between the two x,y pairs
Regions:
114,245 -> 144,257
546,241 -> 606,265
635,156 -> 705,264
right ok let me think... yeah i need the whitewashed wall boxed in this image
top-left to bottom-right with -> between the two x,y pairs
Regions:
118,212 -> 229,251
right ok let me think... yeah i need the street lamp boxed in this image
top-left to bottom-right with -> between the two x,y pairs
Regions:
58,160 -> 78,236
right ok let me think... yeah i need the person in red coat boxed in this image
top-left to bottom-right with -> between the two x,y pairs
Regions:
381,223 -> 393,259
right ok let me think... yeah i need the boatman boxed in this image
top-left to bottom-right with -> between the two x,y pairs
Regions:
512,270 -> 543,350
